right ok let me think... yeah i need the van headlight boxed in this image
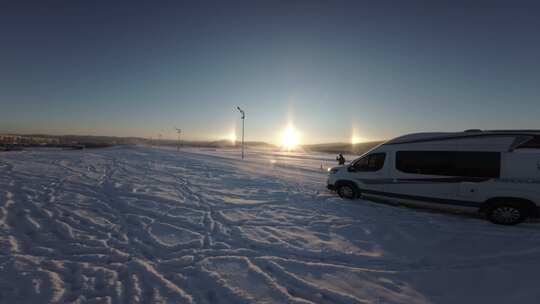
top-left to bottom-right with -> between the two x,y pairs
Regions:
328,168 -> 339,174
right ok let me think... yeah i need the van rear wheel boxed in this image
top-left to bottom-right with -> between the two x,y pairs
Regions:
486,203 -> 527,225
337,183 -> 358,199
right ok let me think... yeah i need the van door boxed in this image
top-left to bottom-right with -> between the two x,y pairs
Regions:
348,152 -> 387,193
381,151 -> 498,211
385,151 -> 460,209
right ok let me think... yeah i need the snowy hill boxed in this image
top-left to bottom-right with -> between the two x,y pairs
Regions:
1,146 -> 539,303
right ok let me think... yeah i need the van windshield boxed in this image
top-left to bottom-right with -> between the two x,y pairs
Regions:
517,136 -> 540,149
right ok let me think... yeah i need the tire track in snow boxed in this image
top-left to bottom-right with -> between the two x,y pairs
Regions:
2,146 -> 540,303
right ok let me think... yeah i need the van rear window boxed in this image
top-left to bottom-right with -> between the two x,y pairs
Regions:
396,151 -> 500,178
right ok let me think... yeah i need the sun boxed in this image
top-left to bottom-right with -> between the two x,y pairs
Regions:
351,136 -> 364,144
351,127 -> 365,144
281,124 -> 300,151
229,131 -> 237,145
351,125 -> 366,144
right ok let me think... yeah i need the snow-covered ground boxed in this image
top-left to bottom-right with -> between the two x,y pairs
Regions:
1,146 -> 540,304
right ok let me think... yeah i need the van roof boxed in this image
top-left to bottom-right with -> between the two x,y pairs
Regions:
384,130 -> 540,145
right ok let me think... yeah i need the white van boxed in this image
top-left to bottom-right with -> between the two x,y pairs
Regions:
327,130 -> 540,225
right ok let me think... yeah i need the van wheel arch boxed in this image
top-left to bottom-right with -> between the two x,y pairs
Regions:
334,180 -> 360,199
481,197 -> 538,225
481,197 -> 537,214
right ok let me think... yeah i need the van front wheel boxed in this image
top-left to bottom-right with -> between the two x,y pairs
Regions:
337,183 -> 358,199
486,203 -> 527,225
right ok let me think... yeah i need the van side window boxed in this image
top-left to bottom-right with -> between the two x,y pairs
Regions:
396,151 -> 500,178
353,153 -> 386,172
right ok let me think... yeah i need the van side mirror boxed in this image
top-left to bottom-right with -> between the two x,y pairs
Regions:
347,166 -> 356,172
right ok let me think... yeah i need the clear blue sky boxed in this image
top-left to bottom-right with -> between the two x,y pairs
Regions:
1,1 -> 539,144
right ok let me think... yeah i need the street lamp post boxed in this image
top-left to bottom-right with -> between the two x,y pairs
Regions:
237,106 -> 245,160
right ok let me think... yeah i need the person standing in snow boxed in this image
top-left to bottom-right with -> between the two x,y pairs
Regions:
336,154 -> 346,165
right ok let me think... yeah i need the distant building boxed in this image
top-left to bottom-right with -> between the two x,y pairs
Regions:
0,134 -> 21,144
0,134 -> 60,145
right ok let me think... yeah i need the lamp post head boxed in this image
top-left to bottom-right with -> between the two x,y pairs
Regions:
236,106 -> 245,119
